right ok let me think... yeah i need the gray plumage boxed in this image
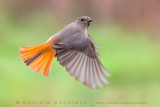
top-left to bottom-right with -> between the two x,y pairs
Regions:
51,16 -> 111,89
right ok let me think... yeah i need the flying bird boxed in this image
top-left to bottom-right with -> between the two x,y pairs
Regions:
19,16 -> 111,89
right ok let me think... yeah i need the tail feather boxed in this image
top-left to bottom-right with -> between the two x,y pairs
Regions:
20,46 -> 43,61
20,51 -> 41,61
30,52 -> 48,70
20,44 -> 43,50
43,53 -> 55,76
36,53 -> 49,73
24,52 -> 42,65
19,40 -> 56,76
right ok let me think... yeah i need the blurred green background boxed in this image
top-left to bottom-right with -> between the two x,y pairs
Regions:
0,0 -> 160,107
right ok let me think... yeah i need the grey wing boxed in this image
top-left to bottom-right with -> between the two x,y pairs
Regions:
52,35 -> 111,89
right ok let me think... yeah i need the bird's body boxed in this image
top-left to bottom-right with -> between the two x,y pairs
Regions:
19,16 -> 111,89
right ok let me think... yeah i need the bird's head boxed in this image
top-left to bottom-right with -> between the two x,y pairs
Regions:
76,16 -> 92,27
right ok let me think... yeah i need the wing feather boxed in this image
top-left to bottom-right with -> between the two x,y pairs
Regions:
53,35 -> 111,89
90,58 -> 97,89
75,53 -> 85,80
93,59 -> 104,87
68,53 -> 82,76
96,58 -> 110,84
79,55 -> 87,83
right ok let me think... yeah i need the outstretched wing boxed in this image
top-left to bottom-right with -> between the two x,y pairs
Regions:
52,35 -> 111,89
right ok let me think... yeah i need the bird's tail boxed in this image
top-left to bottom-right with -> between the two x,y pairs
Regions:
19,40 -> 56,76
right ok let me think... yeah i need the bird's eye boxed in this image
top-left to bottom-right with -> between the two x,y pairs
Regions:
81,19 -> 84,21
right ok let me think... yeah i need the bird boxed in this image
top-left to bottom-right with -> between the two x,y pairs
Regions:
19,16 -> 111,89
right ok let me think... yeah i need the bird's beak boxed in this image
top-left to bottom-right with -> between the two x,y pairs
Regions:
89,19 -> 92,22
84,20 -> 89,23
84,19 -> 92,23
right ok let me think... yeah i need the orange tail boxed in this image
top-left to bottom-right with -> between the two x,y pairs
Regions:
19,40 -> 56,76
